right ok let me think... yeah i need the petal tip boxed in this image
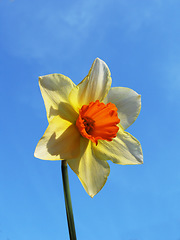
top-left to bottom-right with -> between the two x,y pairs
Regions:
94,57 -> 109,69
34,149 -> 39,159
34,144 -> 43,160
95,57 -> 101,61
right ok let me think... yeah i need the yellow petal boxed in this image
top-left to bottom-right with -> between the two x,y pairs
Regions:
94,124 -> 143,165
39,74 -> 78,122
69,58 -> 112,111
67,138 -> 110,197
103,87 -> 141,130
34,116 -> 80,160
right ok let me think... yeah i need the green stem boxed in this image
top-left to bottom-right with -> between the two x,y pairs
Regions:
61,160 -> 77,240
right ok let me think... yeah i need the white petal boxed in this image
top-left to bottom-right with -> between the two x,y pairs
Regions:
103,87 -> 141,130
67,138 -> 110,197
69,58 -> 112,111
94,124 -> 143,165
39,74 -> 77,122
34,116 -> 80,160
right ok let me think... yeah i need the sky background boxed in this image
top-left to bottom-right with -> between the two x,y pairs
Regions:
0,0 -> 180,239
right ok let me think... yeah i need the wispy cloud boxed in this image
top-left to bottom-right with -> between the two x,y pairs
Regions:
0,0 -> 100,61
1,0 -> 179,71
163,60 -> 180,101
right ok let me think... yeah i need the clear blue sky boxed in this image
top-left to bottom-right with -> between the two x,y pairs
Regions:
0,0 -> 180,239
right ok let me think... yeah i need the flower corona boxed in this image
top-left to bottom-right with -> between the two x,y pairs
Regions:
76,100 -> 120,145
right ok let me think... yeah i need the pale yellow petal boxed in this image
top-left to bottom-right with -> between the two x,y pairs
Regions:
103,87 -> 141,130
94,124 -> 143,165
69,58 -> 112,111
67,138 -> 110,197
34,116 -> 80,160
39,74 -> 78,122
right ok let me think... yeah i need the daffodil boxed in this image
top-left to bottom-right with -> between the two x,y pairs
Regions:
34,58 -> 143,197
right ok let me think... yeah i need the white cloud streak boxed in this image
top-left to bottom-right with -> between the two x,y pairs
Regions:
1,0 -> 100,60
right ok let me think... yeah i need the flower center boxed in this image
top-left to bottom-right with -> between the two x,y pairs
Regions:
76,100 -> 120,145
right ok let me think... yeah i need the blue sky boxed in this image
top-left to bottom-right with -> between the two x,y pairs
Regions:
0,0 -> 180,239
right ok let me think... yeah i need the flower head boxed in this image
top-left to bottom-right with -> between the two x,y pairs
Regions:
34,58 -> 143,197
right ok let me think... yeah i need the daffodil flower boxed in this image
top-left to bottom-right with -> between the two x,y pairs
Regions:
34,58 -> 143,197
